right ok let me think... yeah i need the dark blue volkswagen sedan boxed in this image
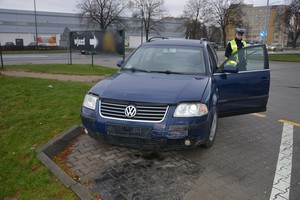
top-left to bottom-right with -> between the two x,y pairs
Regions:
80,38 -> 270,150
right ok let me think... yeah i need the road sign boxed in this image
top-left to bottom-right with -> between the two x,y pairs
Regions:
260,30 -> 267,38
69,30 -> 124,55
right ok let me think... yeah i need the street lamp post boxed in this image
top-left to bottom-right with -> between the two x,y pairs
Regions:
140,10 -> 145,44
34,0 -> 38,48
0,42 -> 3,69
264,0 -> 281,44
264,0 -> 270,44
141,17 -> 143,43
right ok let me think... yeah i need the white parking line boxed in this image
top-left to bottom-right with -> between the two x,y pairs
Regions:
269,123 -> 294,200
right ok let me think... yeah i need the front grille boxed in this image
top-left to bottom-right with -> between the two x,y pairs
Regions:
100,99 -> 168,122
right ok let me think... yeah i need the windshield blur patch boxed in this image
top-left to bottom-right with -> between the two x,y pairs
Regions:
123,46 -> 206,75
163,48 -> 177,53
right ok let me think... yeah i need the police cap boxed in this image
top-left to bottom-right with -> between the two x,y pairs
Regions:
235,28 -> 245,35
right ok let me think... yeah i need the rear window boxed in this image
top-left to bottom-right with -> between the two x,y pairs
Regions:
123,46 -> 206,75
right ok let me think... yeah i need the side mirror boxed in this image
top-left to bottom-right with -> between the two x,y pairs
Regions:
116,60 -> 124,67
222,65 -> 239,73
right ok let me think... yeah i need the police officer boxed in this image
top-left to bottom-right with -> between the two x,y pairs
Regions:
225,28 -> 247,71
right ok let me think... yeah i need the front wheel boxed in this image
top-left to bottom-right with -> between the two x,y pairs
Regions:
202,108 -> 218,148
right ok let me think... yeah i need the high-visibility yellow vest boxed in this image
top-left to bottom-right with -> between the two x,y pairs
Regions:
226,39 -> 247,66
230,39 -> 246,54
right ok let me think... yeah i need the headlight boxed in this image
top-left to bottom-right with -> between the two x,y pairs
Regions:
83,94 -> 98,110
174,103 -> 208,117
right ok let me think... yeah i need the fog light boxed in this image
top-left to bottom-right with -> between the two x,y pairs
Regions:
84,128 -> 89,134
184,139 -> 191,146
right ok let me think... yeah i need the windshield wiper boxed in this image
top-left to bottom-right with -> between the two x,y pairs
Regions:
122,67 -> 149,73
149,70 -> 185,74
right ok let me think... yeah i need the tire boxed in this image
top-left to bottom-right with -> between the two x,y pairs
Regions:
203,108 -> 218,148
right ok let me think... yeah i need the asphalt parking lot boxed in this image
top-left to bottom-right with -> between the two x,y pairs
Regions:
64,61 -> 299,199
1,52 -> 124,67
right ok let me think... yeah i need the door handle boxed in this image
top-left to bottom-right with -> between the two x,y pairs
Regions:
262,77 -> 270,81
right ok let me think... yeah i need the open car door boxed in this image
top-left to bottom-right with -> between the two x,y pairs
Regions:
214,45 -> 270,117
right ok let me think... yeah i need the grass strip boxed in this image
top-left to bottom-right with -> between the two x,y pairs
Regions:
0,75 -> 94,199
268,54 -> 300,62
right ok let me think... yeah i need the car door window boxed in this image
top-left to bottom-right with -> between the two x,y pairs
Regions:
244,46 -> 268,71
224,45 -> 268,72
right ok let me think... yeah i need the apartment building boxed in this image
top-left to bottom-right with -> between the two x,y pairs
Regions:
226,4 -> 288,45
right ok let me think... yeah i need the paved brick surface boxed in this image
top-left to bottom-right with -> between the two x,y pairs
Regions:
66,114 -> 285,200
67,134 -> 204,199
182,115 -> 282,200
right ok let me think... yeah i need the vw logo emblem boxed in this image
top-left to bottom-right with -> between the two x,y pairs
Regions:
125,105 -> 137,118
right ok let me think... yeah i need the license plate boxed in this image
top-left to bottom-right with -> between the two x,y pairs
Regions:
107,124 -> 151,138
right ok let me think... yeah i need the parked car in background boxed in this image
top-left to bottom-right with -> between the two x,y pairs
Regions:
267,43 -> 284,51
80,38 -> 270,150
27,42 -> 49,49
4,42 -> 15,47
28,42 -> 48,46
28,42 -> 37,46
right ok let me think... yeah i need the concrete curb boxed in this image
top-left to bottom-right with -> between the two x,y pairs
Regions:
36,125 -> 94,200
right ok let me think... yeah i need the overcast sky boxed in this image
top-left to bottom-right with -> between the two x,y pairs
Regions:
0,0 -> 286,17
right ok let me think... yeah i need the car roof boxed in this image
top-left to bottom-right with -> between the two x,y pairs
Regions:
142,38 -> 206,48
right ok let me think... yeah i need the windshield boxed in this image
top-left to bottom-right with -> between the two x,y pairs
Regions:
122,46 -> 206,75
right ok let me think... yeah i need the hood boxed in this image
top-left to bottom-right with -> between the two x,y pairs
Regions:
89,71 -> 209,104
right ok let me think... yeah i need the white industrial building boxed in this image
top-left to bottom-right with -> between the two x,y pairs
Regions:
0,8 -> 185,48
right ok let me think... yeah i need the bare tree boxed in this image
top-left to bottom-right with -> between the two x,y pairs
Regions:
276,0 -> 300,48
76,0 -> 127,29
182,0 -> 209,39
128,0 -> 168,41
206,0 -> 244,47
208,26 -> 222,43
